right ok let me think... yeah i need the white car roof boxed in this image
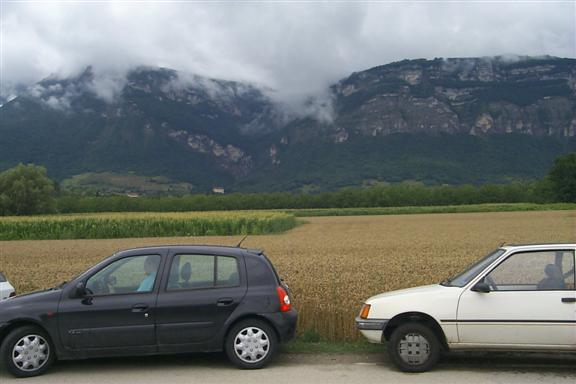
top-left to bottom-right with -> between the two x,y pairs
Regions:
502,243 -> 576,251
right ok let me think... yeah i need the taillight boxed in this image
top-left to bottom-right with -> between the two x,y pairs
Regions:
9,291 -> 16,298
276,286 -> 291,312
359,303 -> 371,319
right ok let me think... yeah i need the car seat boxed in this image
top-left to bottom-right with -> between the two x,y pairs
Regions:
537,264 -> 565,290
180,262 -> 192,289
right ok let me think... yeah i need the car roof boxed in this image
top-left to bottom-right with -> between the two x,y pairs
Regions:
502,243 -> 576,251
114,245 -> 263,257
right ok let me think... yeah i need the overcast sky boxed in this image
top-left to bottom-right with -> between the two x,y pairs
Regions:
1,1 -> 575,103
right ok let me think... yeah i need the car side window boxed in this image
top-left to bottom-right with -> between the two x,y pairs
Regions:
485,251 -> 575,291
217,256 -> 240,287
167,254 -> 239,290
86,255 -> 161,295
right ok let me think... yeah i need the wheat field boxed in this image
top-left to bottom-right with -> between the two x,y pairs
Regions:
0,210 -> 574,341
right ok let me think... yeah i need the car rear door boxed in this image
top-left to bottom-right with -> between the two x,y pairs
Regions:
155,249 -> 247,352
456,248 -> 576,348
58,251 -> 166,353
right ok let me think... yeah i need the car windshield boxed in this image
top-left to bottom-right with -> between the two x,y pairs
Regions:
440,249 -> 505,287
0,272 -> 6,282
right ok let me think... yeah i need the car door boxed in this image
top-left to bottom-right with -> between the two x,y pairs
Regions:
155,250 -> 247,352
58,252 -> 166,352
0,273 -> 7,300
457,249 -> 576,348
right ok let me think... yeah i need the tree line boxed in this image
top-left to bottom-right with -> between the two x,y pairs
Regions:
1,153 -> 575,216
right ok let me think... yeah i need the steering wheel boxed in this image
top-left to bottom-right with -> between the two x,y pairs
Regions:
90,278 -> 110,294
106,275 -> 117,287
485,275 -> 498,291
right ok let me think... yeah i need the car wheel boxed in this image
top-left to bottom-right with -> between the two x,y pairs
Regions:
225,319 -> 277,369
0,325 -> 55,378
387,323 -> 441,372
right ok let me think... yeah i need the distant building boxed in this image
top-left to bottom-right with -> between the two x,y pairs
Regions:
212,187 -> 225,194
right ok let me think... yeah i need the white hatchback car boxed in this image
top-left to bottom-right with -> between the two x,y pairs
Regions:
356,243 -> 576,372
0,272 -> 16,300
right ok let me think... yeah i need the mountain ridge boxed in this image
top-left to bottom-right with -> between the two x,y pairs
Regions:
1,56 -> 575,193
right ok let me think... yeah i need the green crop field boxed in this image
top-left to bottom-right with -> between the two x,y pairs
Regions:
0,211 -> 297,240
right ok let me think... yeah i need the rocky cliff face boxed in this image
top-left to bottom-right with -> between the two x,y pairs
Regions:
318,57 -> 576,142
1,57 -> 575,192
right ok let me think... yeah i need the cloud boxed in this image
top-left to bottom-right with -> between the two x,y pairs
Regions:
1,1 -> 575,108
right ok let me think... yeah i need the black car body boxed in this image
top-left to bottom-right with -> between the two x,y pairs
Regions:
0,245 -> 297,377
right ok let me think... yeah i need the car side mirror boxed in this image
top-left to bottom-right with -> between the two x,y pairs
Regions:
74,282 -> 89,298
472,281 -> 491,293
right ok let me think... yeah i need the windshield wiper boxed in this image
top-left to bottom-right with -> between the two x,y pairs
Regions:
439,277 -> 452,286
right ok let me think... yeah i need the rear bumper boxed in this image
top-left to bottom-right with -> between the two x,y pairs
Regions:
263,309 -> 298,343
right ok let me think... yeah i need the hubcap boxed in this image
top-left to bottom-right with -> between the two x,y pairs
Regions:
233,327 -> 270,364
397,332 -> 431,365
12,334 -> 50,372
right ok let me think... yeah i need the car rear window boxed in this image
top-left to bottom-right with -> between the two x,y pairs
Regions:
0,272 -> 6,282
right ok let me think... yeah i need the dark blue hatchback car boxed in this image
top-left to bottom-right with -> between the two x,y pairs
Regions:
0,245 -> 297,377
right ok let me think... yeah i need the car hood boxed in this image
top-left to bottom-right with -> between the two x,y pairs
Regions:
0,288 -> 61,314
366,284 -> 447,302
363,284 -> 462,321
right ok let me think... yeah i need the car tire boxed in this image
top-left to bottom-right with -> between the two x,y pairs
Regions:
387,322 -> 441,372
225,319 -> 278,369
0,325 -> 55,378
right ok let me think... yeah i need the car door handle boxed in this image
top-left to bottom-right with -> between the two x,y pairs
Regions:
217,298 -> 234,306
131,304 -> 149,312
561,297 -> 576,303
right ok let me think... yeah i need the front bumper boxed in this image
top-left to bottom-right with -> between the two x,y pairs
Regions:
355,317 -> 389,331
355,317 -> 388,344
0,322 -> 9,341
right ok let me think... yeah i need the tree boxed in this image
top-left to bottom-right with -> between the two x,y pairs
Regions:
548,153 -> 576,202
0,164 -> 57,215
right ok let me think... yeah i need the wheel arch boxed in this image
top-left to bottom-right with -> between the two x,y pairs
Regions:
0,319 -> 50,343
222,314 -> 280,349
382,312 -> 448,350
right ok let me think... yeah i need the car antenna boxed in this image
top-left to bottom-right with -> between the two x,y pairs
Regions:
499,241 -> 506,247
236,234 -> 249,248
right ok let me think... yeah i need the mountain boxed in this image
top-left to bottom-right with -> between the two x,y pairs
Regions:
1,57 -> 575,193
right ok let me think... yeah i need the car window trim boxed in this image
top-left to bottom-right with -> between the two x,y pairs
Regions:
469,248 -> 576,293
164,253 -> 241,292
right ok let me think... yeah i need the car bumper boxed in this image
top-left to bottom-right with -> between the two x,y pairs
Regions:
263,309 -> 298,343
355,317 -> 388,344
355,317 -> 388,330
0,322 -> 9,341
